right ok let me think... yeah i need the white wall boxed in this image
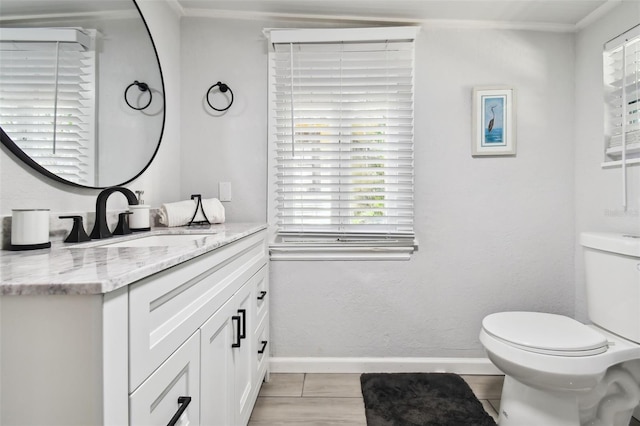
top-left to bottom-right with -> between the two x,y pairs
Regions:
180,18 -> 267,222
181,18 -> 576,357
574,2 -> 640,321
0,0 -> 181,241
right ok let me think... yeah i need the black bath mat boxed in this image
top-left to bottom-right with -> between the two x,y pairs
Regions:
360,373 -> 497,426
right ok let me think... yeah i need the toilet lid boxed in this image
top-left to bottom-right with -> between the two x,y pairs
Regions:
482,312 -> 609,356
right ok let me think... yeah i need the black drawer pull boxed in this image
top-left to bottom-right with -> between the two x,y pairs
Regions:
257,291 -> 267,300
258,340 -> 268,354
238,309 -> 246,339
231,315 -> 241,348
167,396 -> 191,426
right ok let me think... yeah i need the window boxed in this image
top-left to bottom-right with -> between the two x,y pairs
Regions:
604,24 -> 640,165
267,27 -> 419,260
603,24 -> 640,208
0,28 -> 96,185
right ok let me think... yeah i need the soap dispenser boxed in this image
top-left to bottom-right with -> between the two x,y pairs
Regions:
129,190 -> 150,231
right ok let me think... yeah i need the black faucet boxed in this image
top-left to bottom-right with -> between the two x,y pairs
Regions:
90,187 -> 139,239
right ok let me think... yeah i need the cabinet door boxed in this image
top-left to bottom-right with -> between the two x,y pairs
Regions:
234,282 -> 255,426
200,267 -> 268,426
200,298 -> 236,426
130,332 -> 200,426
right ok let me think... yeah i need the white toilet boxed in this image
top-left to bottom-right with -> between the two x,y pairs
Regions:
479,232 -> 640,426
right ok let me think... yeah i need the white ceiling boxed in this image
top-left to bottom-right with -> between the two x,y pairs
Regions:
173,0 -> 624,31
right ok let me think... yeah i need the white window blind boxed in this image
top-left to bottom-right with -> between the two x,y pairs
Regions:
604,24 -> 640,164
268,28 -> 416,243
0,29 -> 95,185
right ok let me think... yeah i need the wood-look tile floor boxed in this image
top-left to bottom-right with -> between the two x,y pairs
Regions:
249,373 -> 640,425
248,373 -> 502,425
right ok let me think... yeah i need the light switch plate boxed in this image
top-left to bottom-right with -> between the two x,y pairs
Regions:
219,182 -> 232,202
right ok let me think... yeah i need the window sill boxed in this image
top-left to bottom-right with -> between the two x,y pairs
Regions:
269,236 -> 418,261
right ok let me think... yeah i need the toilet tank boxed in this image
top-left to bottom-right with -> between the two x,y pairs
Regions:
581,232 -> 640,343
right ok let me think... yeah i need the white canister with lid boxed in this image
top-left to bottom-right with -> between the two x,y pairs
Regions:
11,209 -> 51,249
129,190 -> 151,231
129,205 -> 150,230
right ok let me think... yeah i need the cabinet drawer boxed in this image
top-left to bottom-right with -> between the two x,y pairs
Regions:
129,231 -> 267,391
130,332 -> 200,426
256,314 -> 269,383
255,267 -> 269,332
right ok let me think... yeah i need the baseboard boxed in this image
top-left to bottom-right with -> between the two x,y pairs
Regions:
269,357 -> 503,375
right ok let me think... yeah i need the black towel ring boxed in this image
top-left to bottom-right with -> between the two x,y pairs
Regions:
124,80 -> 153,110
206,81 -> 234,111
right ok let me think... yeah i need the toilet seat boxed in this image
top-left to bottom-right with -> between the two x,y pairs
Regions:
482,312 -> 609,357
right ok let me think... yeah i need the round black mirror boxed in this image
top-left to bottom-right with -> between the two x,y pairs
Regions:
0,0 -> 165,189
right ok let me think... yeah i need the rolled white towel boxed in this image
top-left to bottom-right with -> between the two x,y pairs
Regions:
158,198 -> 225,227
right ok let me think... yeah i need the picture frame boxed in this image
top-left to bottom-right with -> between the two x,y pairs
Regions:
471,87 -> 516,156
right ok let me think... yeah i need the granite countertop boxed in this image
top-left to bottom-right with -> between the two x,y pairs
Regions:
0,223 -> 267,296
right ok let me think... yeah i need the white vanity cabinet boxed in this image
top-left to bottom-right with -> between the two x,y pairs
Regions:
126,230 -> 269,426
0,228 -> 269,426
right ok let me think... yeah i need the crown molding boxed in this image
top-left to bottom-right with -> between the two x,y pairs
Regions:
180,1 -> 625,33
421,19 -> 575,33
181,7 -> 585,33
575,0 -> 621,30
182,7 -> 420,25
0,9 -> 136,23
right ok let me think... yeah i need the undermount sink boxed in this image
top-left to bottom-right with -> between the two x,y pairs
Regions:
97,233 -> 214,248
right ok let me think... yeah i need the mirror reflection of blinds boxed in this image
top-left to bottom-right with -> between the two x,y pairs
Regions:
272,39 -> 414,236
604,25 -> 640,163
0,38 -> 95,185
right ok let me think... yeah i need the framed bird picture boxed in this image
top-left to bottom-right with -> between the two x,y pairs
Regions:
471,87 -> 516,156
